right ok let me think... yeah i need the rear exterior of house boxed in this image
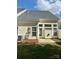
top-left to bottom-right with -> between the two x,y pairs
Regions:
17,9 -> 59,41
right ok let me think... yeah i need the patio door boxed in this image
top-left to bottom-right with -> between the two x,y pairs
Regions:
45,28 -> 52,39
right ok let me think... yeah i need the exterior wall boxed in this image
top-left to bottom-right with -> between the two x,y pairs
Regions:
18,26 -> 37,40
58,29 -> 61,39
18,22 -> 59,40
18,26 -> 28,39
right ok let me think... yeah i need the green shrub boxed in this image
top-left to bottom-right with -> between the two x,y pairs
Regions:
56,42 -> 61,45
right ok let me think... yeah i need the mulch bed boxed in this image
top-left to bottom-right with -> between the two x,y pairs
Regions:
17,39 -> 38,45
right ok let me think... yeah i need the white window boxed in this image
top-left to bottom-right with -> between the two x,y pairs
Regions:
53,28 -> 58,36
53,28 -> 57,31
39,24 -> 43,27
53,24 -> 57,27
32,27 -> 37,36
45,24 -> 51,27
39,28 -> 42,36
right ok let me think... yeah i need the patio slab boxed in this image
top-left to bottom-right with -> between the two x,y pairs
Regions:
38,39 -> 55,44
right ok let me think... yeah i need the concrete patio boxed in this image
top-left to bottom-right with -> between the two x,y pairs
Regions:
38,39 -> 55,44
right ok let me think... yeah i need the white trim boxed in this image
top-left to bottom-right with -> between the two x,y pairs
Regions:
17,9 -> 27,17
37,24 -> 39,39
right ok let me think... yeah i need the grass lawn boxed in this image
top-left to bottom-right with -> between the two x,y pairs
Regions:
17,44 -> 61,59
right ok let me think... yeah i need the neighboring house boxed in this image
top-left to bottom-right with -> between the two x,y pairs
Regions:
17,8 -> 59,41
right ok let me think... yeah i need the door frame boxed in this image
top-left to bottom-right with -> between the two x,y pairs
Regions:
44,28 -> 52,39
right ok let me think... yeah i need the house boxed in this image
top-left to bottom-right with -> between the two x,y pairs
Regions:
58,20 -> 61,39
17,8 -> 59,41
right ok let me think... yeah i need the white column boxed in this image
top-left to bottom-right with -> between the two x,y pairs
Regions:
52,24 -> 54,37
43,24 -> 44,38
37,24 -> 39,39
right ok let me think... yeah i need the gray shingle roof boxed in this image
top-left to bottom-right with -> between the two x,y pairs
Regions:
17,9 -> 58,26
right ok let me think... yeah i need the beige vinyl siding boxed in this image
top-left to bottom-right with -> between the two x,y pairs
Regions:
18,26 -> 28,39
18,26 -> 37,40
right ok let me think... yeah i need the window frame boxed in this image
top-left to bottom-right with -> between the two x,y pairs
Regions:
32,27 -> 37,36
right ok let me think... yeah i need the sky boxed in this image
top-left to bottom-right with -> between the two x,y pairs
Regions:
17,0 -> 61,19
